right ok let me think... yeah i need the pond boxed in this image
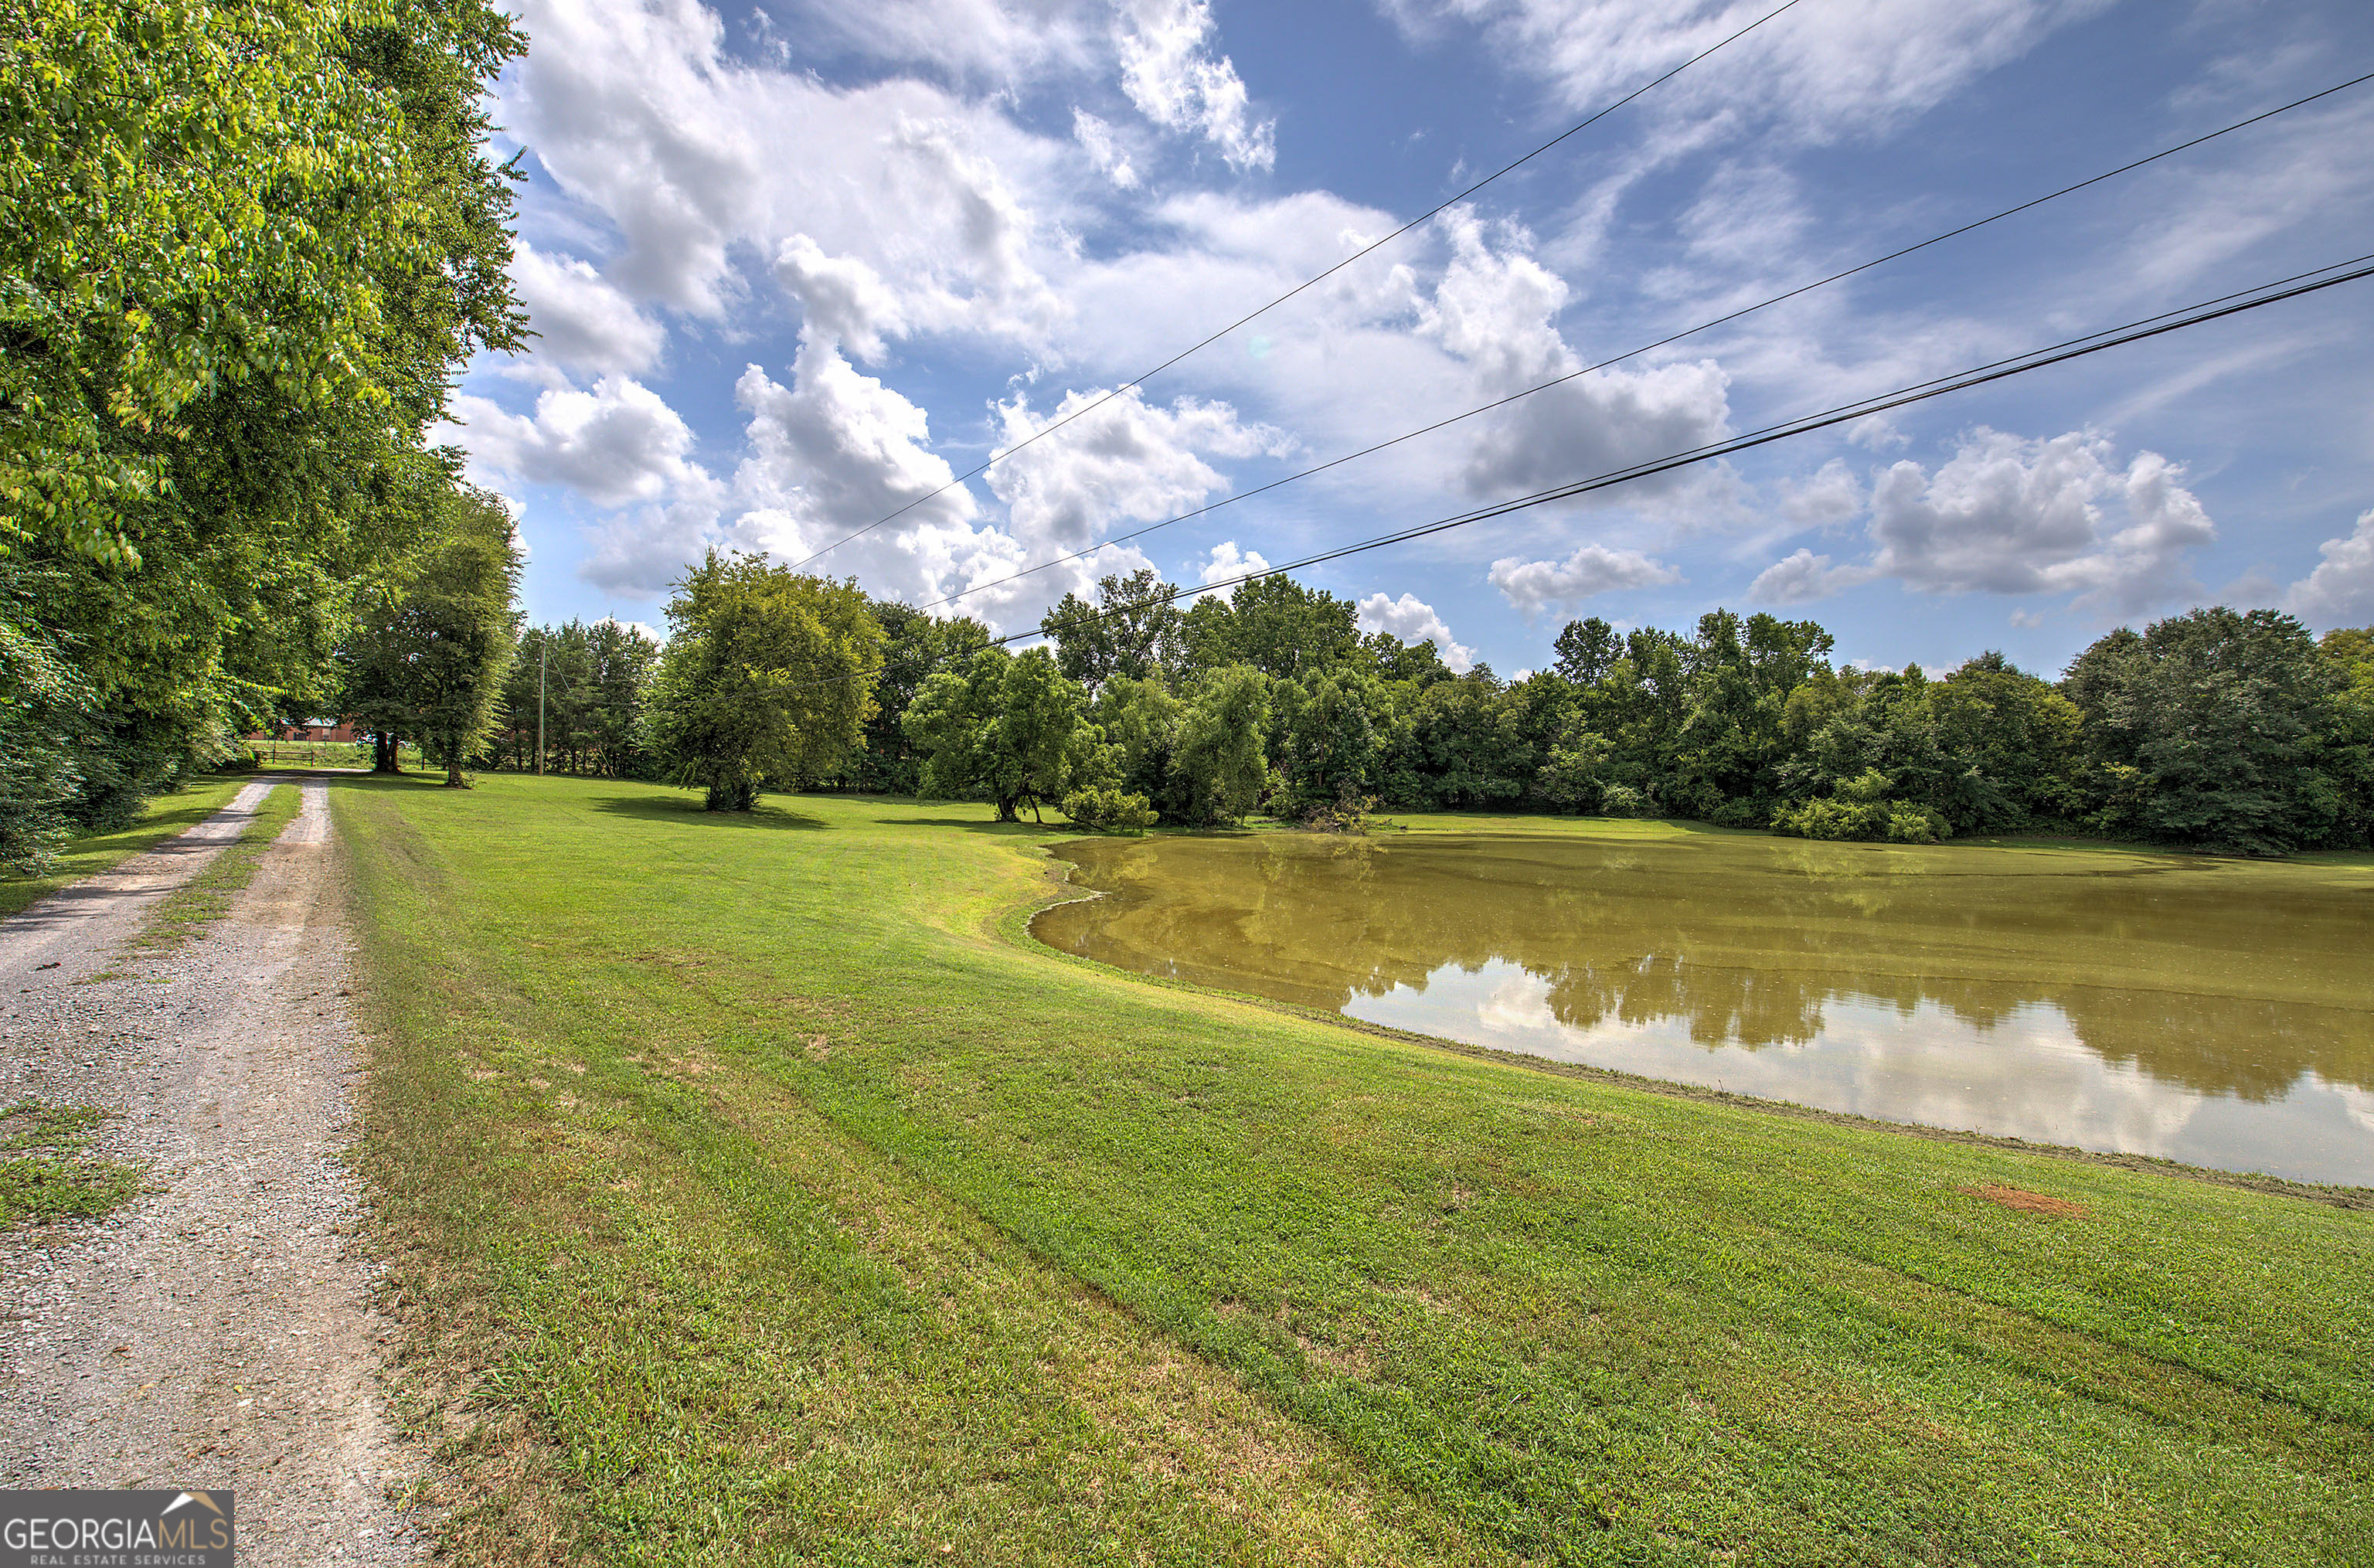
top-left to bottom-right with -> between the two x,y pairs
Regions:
1032,828 -> 2374,1187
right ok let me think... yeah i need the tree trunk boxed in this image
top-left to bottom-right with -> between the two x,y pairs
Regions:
444,762 -> 468,788
995,794 -> 1019,822
373,733 -> 401,774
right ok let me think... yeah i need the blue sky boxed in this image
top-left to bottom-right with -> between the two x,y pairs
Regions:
447,0 -> 2374,677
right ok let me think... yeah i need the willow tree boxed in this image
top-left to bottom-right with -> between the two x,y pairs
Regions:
1169,667 -> 1270,825
903,647 -> 1108,822
645,553 -> 884,811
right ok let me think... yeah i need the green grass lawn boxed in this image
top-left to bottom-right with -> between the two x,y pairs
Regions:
0,775 -> 250,920
337,773 -> 2374,1567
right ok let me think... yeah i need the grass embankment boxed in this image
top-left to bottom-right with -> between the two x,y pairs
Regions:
0,775 -> 249,920
337,774 -> 2374,1566
134,781 -> 303,949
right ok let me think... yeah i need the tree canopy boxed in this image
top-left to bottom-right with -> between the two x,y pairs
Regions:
644,553 -> 884,811
0,0 -> 526,861
903,647 -> 1110,823
338,485 -> 519,786
1039,569 -> 1185,688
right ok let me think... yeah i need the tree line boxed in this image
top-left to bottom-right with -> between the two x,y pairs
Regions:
2,0 -> 528,870
500,556 -> 2372,859
7,5 -> 2361,869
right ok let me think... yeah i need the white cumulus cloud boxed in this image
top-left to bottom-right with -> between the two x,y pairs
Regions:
1413,211 -> 1733,499
2284,508 -> 2374,628
508,242 -> 667,378
1488,543 -> 1683,614
733,345 -> 982,553
1779,458 -> 1862,526
578,494 -> 726,599
502,0 -> 1066,342
774,236 -> 912,362
1357,591 -> 1477,672
988,386 -> 1288,553
1744,429 -> 2219,614
1195,539 -> 1271,599
724,346 -> 1116,624
1864,429 -> 2214,613
1113,0 -> 1275,172
451,376 -> 713,510
1749,547 -> 1868,606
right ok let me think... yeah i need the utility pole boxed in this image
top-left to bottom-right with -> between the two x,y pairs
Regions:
536,634 -> 546,777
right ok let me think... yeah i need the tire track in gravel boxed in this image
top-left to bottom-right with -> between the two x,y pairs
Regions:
0,776 -> 422,1565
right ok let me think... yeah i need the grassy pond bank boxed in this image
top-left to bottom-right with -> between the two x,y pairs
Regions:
336,773 -> 2372,1565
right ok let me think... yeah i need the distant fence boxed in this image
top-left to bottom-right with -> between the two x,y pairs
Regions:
249,739 -> 421,770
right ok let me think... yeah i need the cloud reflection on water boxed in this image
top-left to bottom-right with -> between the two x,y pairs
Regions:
1344,960 -> 2372,1185
1037,831 -> 2374,1185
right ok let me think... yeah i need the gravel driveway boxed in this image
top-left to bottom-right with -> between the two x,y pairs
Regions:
0,776 -> 420,1565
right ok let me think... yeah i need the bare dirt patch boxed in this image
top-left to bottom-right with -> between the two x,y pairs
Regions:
1961,1183 -> 2091,1219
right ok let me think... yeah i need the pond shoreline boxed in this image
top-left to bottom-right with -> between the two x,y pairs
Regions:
1022,839 -> 2374,1212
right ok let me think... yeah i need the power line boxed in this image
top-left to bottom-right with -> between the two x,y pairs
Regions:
775,253 -> 2374,696
918,68 -> 2374,616
786,0 -> 1811,572
1102,256 -> 2374,621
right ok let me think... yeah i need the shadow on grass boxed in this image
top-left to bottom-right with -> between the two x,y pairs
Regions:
591,794 -> 829,831
885,815 -> 1070,835
0,775 -> 258,920
292,769 -> 450,792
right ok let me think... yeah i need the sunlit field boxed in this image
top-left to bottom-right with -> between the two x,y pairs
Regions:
342,772 -> 2373,1566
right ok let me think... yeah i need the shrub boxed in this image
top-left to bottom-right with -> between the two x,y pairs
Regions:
1708,797 -> 1769,828
1597,784 -> 1650,818
1298,794 -> 1377,834
1885,801 -> 1951,843
1059,787 -> 1157,834
1772,794 -> 1951,844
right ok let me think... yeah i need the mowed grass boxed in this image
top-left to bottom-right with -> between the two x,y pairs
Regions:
0,774 -> 249,920
336,773 -> 2374,1567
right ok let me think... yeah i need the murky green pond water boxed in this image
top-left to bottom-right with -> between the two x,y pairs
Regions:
1032,829 -> 2374,1186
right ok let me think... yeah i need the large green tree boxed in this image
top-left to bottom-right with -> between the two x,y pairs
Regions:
1271,669 -> 1388,820
495,617 -> 662,776
1181,576 -> 1362,682
2064,607 -> 2339,852
839,600 -> 994,794
336,484 -> 519,787
0,597 -> 100,873
2318,628 -> 2374,847
1927,652 -> 2083,830
644,554 -> 884,811
1040,568 -> 1185,689
1091,675 -> 1184,807
0,0 -> 525,841
903,648 -> 1107,822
